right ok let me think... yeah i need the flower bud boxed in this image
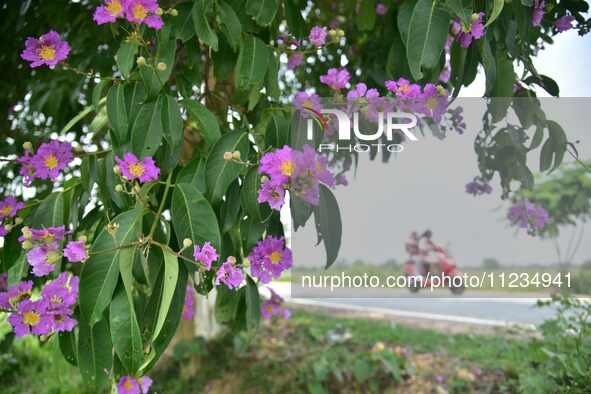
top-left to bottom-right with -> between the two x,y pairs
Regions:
106,223 -> 119,234
115,184 -> 125,193
3,224 -> 12,232
242,257 -> 250,268
133,185 -> 141,194
157,62 -> 167,71
170,9 -> 178,16
232,150 -> 241,160
46,251 -> 62,264
155,7 -> 164,15
223,151 -> 232,160
78,235 -> 87,242
136,56 -> 147,66
23,141 -> 33,151
113,165 -> 121,175
337,29 -> 345,37
227,256 -> 237,265
14,217 -> 23,225
183,238 -> 193,248
21,240 -> 34,250
21,226 -> 32,239
471,13 -> 480,21
328,29 -> 337,38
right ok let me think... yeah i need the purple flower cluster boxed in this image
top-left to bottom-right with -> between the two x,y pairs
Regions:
17,141 -> 74,187
555,15 -> 574,32
532,0 -> 545,26
214,256 -> 244,289
385,78 -> 450,122
247,236 -> 293,284
94,0 -> 163,30
181,285 -> 195,320
21,31 -> 70,68
117,375 -> 152,394
454,13 -> 485,48
507,199 -> 549,233
261,287 -> 291,320
1,273 -> 79,337
258,145 -> 335,210
193,242 -> 218,270
320,68 -> 351,89
20,226 -> 85,277
465,177 -> 492,196
309,26 -> 328,46
115,153 -> 160,183
293,92 -> 322,115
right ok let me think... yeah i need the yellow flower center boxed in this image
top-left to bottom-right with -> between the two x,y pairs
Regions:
270,251 -> 282,264
106,0 -> 123,16
38,46 -> 56,61
23,311 -> 41,326
1,206 -> 12,215
303,99 -> 313,108
281,160 -> 294,176
266,303 -> 275,313
45,154 -> 58,169
133,3 -> 148,20
129,162 -> 145,177
427,97 -> 438,110
398,85 -> 409,93
124,380 -> 135,390
51,295 -> 63,305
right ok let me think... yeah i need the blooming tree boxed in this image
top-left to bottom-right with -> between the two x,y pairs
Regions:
0,0 -> 589,392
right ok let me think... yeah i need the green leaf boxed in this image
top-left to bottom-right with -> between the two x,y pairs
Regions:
265,49 -> 280,100
192,0 -> 218,51
218,1 -> 242,51
92,80 -> 109,111
106,85 -> 128,144
357,0 -> 377,31
245,276 -> 260,329
241,167 -> 271,222
540,139 -> 553,172
445,0 -> 472,24
79,208 -> 145,326
398,0 -> 419,45
160,95 -> 183,150
264,111 -> 289,149
8,255 -> 26,288
171,2 -> 195,42
284,0 -> 306,38
313,185 -> 342,268
171,183 -> 222,257
240,216 -> 266,253
477,38 -> 496,96
77,318 -> 112,390
151,251 -> 179,341
489,53 -> 514,122
237,35 -> 269,90
27,192 -> 64,228
485,0 -> 504,27
221,180 -> 242,233
131,99 -> 163,158
406,0 -> 450,80
58,330 -> 78,366
523,75 -> 560,97
139,40 -> 176,98
246,0 -> 279,26
116,42 -> 138,78
110,282 -> 143,374
181,99 -> 221,147
215,284 -> 241,322
177,156 -> 207,194
205,131 -> 250,205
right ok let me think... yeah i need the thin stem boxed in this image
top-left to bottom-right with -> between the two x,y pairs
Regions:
74,149 -> 112,158
62,64 -> 118,82
24,181 -> 81,209
149,238 -> 199,267
148,173 -> 172,239
89,241 -> 142,256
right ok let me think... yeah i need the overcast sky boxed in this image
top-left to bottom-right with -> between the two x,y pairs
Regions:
292,29 -> 591,268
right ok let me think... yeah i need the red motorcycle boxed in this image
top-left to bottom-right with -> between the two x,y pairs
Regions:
404,246 -> 465,294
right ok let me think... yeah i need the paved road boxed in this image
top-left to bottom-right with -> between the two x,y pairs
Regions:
267,283 -> 564,327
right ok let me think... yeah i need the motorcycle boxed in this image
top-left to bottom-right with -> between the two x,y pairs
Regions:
404,246 -> 465,294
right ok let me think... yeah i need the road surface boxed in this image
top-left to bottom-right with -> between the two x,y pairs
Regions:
266,283 -> 565,327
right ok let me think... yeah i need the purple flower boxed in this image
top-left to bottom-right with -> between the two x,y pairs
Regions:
376,3 -> 388,15
49,308 -> 78,332
320,68 -> 350,89
457,13 -> 485,48
181,285 -> 195,320
27,242 -> 61,277
193,242 -> 218,270
0,196 -> 25,220
63,240 -> 88,263
0,281 -> 33,309
115,153 -> 160,183
20,225 -> 70,243
138,376 -> 153,394
7,300 -> 52,337
214,257 -> 244,289
385,78 -> 421,99
18,141 -> 73,186
248,236 -> 292,284
309,26 -> 328,46
465,177 -> 492,196
94,0 -> 125,24
257,179 -> 286,211
293,92 -> 322,116
507,199 -> 549,233
124,0 -> 163,30
419,84 -> 449,122
287,53 -> 304,69
346,83 -> 379,102
532,0 -> 545,26
555,15 -> 574,32
117,376 -> 140,394
259,146 -> 294,187
261,287 -> 290,320
21,31 -> 70,68
41,272 -> 79,309
0,273 -> 7,293
439,66 -> 451,83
